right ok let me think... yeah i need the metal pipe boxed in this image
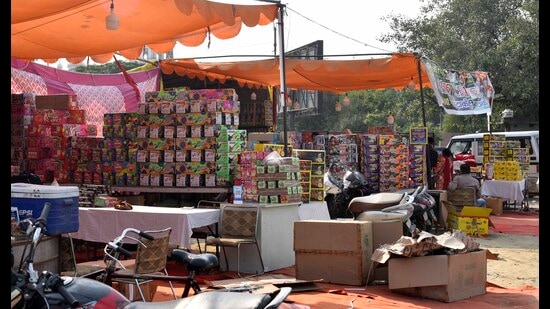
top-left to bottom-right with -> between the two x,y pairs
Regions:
416,53 -> 427,127
276,2 -> 289,156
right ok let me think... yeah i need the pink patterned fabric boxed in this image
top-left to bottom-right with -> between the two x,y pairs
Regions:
11,59 -> 160,136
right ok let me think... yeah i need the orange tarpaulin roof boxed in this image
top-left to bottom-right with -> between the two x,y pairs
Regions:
160,53 -> 433,92
11,0 -> 278,64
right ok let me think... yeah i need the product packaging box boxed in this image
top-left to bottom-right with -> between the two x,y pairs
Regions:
485,196 -> 504,215
370,220 -> 404,282
294,220 -> 373,285
35,94 -> 77,110
445,205 -> 493,237
11,183 -> 79,235
388,249 -> 487,302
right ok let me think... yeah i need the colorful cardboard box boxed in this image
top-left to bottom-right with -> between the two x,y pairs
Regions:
445,205 -> 493,237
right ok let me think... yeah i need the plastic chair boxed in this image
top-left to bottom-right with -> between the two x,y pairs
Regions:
110,227 -> 177,301
190,200 -> 221,254
206,205 -> 264,277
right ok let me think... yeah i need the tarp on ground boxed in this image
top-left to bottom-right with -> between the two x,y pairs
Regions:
11,58 -> 160,137
11,0 -> 278,64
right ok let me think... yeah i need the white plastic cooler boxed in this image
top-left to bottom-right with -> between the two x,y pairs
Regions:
11,183 -> 79,236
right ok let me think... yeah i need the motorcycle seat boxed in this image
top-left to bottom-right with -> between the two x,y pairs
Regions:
348,192 -> 405,214
171,249 -> 219,273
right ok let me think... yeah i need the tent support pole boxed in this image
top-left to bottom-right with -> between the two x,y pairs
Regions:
276,2 -> 289,156
416,54 -> 427,127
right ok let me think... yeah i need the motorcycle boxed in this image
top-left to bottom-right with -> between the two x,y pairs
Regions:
324,167 -> 376,219
350,186 -> 421,236
11,202 -> 291,309
410,185 -> 439,233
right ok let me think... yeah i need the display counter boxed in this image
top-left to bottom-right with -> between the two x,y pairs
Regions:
110,186 -> 230,194
12,236 -> 59,274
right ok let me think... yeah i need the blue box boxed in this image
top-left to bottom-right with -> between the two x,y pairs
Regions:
11,183 -> 79,236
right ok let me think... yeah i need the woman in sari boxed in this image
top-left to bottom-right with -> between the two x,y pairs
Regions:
434,148 -> 453,190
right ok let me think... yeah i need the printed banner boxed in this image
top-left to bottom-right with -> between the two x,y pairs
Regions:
423,58 -> 494,115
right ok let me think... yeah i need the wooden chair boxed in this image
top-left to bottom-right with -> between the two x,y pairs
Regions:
446,187 -> 477,207
206,205 -> 264,277
110,227 -> 177,301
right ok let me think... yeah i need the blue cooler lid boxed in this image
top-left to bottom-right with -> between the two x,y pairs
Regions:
11,183 -> 79,198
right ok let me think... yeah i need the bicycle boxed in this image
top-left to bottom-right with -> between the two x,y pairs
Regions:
11,202 -> 291,309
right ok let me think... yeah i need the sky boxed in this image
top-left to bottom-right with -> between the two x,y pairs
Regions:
173,0 -> 424,62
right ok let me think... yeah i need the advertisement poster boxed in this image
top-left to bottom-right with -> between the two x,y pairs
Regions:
410,127 -> 428,145
423,58 -> 494,115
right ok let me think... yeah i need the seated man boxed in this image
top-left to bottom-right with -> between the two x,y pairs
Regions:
448,163 -> 487,207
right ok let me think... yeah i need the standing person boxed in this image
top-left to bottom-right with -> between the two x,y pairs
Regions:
448,163 -> 486,207
434,148 -> 453,190
426,137 -> 439,189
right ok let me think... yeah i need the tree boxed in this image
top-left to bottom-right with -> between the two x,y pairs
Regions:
71,60 -> 144,74
380,0 -> 539,133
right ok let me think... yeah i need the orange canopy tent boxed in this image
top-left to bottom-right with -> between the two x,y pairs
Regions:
11,0 -> 278,64
159,53 -> 433,92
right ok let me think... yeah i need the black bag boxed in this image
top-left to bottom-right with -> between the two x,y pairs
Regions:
11,172 -> 43,185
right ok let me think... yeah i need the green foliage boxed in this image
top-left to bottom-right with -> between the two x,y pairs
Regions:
71,61 -> 143,74
378,0 -> 538,132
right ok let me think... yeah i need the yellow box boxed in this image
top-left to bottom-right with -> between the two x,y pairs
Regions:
445,206 -> 492,237
254,143 -> 292,156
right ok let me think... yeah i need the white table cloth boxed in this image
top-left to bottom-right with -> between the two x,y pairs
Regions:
70,205 -> 220,249
481,179 -> 526,202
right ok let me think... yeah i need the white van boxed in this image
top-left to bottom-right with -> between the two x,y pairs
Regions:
446,130 -> 539,195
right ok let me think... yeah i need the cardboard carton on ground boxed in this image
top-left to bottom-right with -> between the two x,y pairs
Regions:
294,220 -> 373,286
485,196 -> 504,215
444,203 -> 493,237
370,220 -> 403,283
388,249 -> 487,302
114,281 -> 158,302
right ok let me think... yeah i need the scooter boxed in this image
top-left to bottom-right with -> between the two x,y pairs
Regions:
11,203 -> 291,309
324,167 -> 376,219
349,186 -> 423,236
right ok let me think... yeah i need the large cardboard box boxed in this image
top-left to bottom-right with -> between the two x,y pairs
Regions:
294,220 -> 373,286
35,94 -> 77,110
388,249 -> 487,302
370,220 -> 403,282
485,196 -> 504,215
444,204 -> 493,237
114,281 -> 158,302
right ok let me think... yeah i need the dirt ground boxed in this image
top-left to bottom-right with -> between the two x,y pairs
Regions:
475,198 -> 539,289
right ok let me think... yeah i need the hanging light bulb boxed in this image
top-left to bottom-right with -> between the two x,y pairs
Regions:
342,93 -> 350,106
407,77 -> 416,90
335,100 -> 342,112
106,0 -> 119,30
386,112 -> 395,125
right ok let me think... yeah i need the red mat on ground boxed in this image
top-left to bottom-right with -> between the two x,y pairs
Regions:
489,210 -> 539,236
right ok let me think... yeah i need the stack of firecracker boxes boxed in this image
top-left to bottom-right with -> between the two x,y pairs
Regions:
100,88 -> 241,187
233,151 -> 303,203
292,149 -> 326,203
361,134 -> 426,192
11,93 -> 101,184
11,93 -> 35,176
482,134 -> 529,181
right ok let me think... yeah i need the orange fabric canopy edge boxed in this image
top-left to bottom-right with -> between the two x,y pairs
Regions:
11,0 -> 278,64
160,53 -> 433,92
